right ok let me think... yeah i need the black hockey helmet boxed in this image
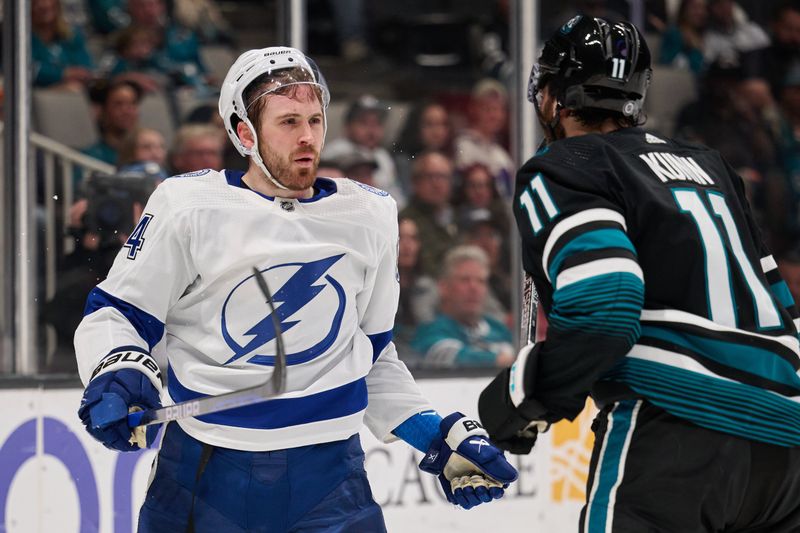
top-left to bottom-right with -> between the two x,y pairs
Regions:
529,16 -> 652,120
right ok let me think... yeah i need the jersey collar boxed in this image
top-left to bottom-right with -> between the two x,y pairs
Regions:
223,169 -> 338,203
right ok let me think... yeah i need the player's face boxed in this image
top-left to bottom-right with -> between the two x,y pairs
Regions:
536,85 -> 566,142
257,87 -> 325,191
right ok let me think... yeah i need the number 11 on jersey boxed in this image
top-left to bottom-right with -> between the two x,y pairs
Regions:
672,188 -> 781,330
519,173 -> 559,234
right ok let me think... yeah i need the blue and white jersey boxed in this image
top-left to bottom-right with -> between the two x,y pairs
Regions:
75,169 -> 432,451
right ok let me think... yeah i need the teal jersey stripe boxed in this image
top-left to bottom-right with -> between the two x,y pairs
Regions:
641,325 -> 800,390
586,400 -> 638,533
550,272 -> 644,340
612,362 -> 800,428
548,228 -> 636,280
604,358 -> 800,446
609,357 -> 800,424
771,281 -> 796,309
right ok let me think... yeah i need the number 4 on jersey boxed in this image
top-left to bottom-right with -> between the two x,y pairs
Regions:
124,213 -> 154,260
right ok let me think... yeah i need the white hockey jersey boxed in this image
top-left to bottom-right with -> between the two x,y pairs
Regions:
75,169 -> 432,451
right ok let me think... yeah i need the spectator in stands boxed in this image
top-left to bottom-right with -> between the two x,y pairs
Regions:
125,0 -> 208,88
460,208 -> 512,321
394,216 -> 437,365
453,162 -> 511,240
169,124 -> 224,174
398,151 -> 460,278
172,0 -> 233,45
397,101 -> 454,159
757,1 -> 800,98
117,127 -> 167,168
335,148 -> 379,187
88,0 -> 129,35
32,0 -> 94,89
453,78 -> 515,197
411,245 -> 514,368
317,158 -> 346,179
107,25 -> 169,93
183,103 -> 242,171
323,94 -> 406,206
704,0 -> 770,64
675,59 -> 781,220
396,100 -> 454,188
659,0 -> 708,74
116,126 -> 168,181
82,79 -> 143,167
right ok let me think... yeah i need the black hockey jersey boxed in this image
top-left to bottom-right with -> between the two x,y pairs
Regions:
514,127 -> 800,447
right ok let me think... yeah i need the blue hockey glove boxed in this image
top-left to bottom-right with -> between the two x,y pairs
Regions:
78,368 -> 161,451
419,412 -> 518,509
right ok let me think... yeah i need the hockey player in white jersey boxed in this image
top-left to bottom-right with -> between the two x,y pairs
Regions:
74,46 -> 517,532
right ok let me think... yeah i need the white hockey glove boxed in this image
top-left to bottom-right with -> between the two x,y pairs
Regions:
419,412 -> 518,509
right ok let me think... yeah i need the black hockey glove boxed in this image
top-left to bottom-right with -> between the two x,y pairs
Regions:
478,343 -> 550,455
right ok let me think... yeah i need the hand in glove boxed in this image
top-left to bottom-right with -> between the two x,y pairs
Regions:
78,368 -> 161,451
419,412 -> 518,509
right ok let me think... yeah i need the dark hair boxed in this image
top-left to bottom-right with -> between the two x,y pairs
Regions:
570,106 -> 639,129
451,163 -> 500,207
90,78 -> 144,106
396,100 -> 453,157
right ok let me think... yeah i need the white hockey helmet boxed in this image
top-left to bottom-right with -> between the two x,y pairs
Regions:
218,46 -> 331,188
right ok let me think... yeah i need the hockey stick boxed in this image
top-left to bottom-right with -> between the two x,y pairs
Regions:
520,273 -> 539,345
126,267 -> 287,427
515,273 -> 546,438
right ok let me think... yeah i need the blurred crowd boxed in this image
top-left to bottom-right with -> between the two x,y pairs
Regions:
21,0 -> 800,373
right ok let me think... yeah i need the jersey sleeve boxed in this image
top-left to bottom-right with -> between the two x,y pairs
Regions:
513,147 -> 646,421
358,199 -> 434,442
74,182 -> 198,388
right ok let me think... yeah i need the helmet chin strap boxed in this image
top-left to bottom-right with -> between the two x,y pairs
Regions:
244,118 -> 290,191
534,96 -> 564,144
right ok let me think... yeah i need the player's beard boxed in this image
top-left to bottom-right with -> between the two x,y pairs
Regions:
258,140 -> 319,191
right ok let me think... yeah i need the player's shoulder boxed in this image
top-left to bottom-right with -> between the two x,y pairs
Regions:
333,178 -> 395,208
153,169 -> 237,208
326,178 -> 398,229
522,134 -> 609,177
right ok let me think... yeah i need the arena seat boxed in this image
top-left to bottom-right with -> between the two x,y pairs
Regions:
644,65 -> 698,136
32,89 -> 99,148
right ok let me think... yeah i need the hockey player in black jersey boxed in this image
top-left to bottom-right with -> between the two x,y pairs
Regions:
479,15 -> 800,532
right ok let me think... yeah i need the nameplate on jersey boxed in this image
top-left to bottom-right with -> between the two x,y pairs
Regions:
639,152 -> 715,186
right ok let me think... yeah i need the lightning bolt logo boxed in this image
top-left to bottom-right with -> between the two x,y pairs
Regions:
222,254 -> 345,365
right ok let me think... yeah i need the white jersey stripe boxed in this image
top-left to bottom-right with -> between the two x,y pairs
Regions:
555,257 -> 643,290
761,255 -> 778,272
641,309 -> 800,355
542,208 -> 627,275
